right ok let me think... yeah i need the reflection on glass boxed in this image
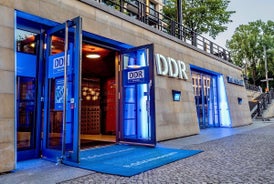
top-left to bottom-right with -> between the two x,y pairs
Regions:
16,29 -> 37,54
46,33 -> 70,150
51,35 -> 65,55
123,49 -> 151,140
17,77 -> 36,150
47,79 -> 63,150
217,75 -> 231,127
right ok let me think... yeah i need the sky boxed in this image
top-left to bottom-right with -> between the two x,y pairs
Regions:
214,0 -> 274,49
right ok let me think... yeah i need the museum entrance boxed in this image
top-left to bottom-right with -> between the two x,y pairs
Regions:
80,43 -> 117,149
191,66 -> 232,129
16,11 -> 156,163
191,70 -> 219,128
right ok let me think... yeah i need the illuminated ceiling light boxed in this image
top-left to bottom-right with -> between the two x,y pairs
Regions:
86,95 -> 91,100
86,53 -> 101,59
127,65 -> 141,69
30,43 -> 35,48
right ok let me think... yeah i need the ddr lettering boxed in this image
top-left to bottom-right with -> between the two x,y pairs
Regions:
155,53 -> 188,80
128,70 -> 144,79
53,55 -> 70,69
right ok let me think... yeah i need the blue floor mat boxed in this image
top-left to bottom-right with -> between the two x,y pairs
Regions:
66,144 -> 202,177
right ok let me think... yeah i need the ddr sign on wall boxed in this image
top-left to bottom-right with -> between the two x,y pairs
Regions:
227,76 -> 244,86
155,53 -> 188,80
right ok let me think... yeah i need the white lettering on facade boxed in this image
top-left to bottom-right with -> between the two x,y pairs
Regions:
155,53 -> 188,80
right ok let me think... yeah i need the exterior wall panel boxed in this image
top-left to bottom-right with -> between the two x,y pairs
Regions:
0,4 -> 15,173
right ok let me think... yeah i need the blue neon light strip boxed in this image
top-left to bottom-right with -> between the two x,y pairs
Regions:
217,75 -> 232,127
208,77 -> 214,127
123,49 -> 150,140
137,49 -> 149,139
189,64 -> 220,76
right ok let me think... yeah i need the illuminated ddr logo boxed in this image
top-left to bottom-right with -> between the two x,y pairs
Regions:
155,53 -> 188,80
124,67 -> 149,85
53,55 -> 70,69
128,69 -> 144,80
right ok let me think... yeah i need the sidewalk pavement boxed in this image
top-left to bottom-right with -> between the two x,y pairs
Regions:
0,119 -> 273,184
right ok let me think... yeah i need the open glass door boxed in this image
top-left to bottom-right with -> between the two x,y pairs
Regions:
118,44 -> 156,146
42,17 -> 82,163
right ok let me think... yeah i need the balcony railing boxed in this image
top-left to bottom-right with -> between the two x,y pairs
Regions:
93,0 -> 231,62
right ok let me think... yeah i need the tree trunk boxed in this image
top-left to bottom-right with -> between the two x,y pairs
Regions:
251,61 -> 256,85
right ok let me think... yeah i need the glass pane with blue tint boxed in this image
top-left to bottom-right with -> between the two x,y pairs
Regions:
16,29 -> 37,54
17,77 -> 36,150
217,75 -> 231,127
43,17 -> 82,163
121,45 -> 155,145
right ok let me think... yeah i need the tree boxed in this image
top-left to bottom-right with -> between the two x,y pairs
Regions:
227,20 -> 274,86
162,0 -> 235,38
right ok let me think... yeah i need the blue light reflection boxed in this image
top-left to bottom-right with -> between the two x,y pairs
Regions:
217,75 -> 231,127
123,49 -> 150,140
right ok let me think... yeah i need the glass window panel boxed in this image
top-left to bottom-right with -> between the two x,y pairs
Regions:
17,77 -> 36,150
16,29 -> 37,54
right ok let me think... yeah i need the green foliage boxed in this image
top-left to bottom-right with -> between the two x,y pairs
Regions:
227,20 -> 274,86
162,0 -> 235,38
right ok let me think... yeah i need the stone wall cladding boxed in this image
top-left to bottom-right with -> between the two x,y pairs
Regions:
0,4 -> 15,173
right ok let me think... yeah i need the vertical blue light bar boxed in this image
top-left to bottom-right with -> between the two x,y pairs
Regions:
124,86 -> 136,137
124,55 -> 136,137
208,77 -> 214,127
136,49 -> 149,139
212,77 -> 219,126
217,75 -> 231,127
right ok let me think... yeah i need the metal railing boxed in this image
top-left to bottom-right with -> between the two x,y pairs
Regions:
95,0 -> 231,62
250,89 -> 274,119
245,83 -> 261,92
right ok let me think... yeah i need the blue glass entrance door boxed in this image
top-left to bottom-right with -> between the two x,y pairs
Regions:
192,71 -> 220,128
208,76 -> 219,127
119,44 -> 156,146
42,17 -> 82,163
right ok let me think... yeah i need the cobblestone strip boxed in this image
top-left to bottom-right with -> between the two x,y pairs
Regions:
59,124 -> 274,184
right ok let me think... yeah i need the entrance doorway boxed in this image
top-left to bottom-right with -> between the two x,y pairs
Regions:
191,66 -> 232,129
15,11 -> 156,163
79,43 -> 157,148
191,71 -> 219,128
80,43 -> 117,148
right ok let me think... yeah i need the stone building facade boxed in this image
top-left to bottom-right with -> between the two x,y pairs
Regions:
0,0 -> 252,173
